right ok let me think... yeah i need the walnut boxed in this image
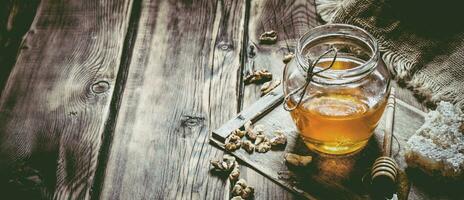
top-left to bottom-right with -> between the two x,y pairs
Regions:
260,79 -> 281,96
241,186 -> 255,199
256,142 -> 271,153
241,140 -> 255,153
283,52 -> 295,64
246,124 -> 264,141
232,179 -> 254,199
254,134 -> 265,145
232,129 -> 246,138
259,30 -> 278,44
229,161 -> 240,181
210,154 -> 236,172
237,178 -> 247,187
255,135 -> 271,153
232,184 -> 243,196
225,134 -> 242,151
270,130 -> 287,147
284,153 -> 313,167
244,69 -> 272,85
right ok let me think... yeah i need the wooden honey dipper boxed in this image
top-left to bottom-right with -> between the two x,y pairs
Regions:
370,88 -> 399,198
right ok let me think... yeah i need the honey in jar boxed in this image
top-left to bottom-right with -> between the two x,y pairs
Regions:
283,24 -> 390,156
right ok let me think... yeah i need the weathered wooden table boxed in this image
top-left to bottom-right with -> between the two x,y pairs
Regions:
0,0 -> 431,199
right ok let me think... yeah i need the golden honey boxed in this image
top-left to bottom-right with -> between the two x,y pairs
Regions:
284,24 -> 390,156
287,60 -> 387,155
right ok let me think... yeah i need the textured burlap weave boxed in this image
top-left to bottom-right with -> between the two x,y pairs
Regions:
316,0 -> 464,109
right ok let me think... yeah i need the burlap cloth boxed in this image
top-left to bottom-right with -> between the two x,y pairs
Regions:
316,0 -> 464,109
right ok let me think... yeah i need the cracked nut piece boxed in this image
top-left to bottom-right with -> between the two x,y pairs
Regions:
231,196 -> 244,200
232,129 -> 246,138
232,184 -> 243,196
241,140 -> 255,153
210,155 -> 236,172
247,124 -> 264,141
232,179 -> 255,199
270,130 -> 287,147
259,30 -> 278,44
260,79 -> 281,96
285,153 -> 313,167
225,134 -> 242,151
254,134 -> 267,145
283,52 -> 295,64
256,141 -> 271,153
229,161 -> 240,181
255,135 -> 271,153
241,186 -> 255,199
244,69 -> 272,85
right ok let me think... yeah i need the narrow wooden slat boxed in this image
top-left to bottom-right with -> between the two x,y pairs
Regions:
0,0 -> 134,198
98,0 -> 246,199
239,0 -> 319,199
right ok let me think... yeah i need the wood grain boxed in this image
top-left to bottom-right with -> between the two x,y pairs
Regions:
98,0 -> 246,199
0,0 -> 134,198
239,0 -> 319,199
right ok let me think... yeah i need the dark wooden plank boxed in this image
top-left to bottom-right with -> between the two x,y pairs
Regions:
0,0 -> 40,93
211,89 -> 426,199
98,0 -> 246,199
239,0 -> 319,199
0,0 -> 134,198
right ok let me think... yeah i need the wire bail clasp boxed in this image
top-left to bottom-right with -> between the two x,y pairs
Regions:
283,47 -> 339,111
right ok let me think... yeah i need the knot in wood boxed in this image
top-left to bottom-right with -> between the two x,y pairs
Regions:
91,81 -> 110,94
217,42 -> 233,51
181,115 -> 205,128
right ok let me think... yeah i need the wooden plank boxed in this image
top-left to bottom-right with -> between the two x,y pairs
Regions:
211,89 -> 426,199
98,0 -> 246,199
239,0 -> 319,199
0,0 -> 40,93
0,0 -> 134,199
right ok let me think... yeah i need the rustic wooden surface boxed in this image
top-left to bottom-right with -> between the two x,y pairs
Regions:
0,0 -> 443,199
0,0 -> 134,199
96,0 -> 246,199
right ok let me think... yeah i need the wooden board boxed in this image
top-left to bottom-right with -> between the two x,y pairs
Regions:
0,0 -> 134,199
211,88 -> 426,199
97,0 -> 246,199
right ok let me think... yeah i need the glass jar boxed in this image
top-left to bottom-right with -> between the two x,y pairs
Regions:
283,24 -> 390,156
